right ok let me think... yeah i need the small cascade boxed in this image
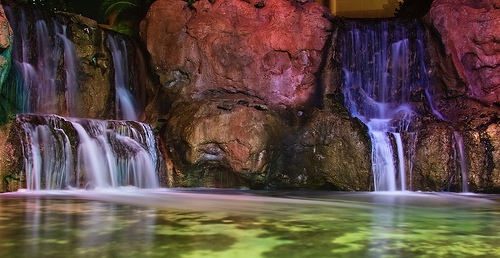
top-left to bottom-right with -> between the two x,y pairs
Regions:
19,118 -> 73,190
340,20 -> 429,191
16,114 -> 161,190
106,34 -> 139,121
58,25 -> 78,115
452,131 -> 469,192
4,6 -> 79,116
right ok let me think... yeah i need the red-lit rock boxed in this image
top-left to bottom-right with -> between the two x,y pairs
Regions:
425,0 -> 500,125
140,0 -> 332,109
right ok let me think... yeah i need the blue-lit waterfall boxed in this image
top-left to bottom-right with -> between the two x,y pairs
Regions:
340,19 -> 469,192
340,20 -> 427,191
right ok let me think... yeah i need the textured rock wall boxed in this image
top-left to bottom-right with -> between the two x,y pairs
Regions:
0,4 -> 13,124
422,0 -> 500,192
0,5 -> 11,88
141,0 -> 332,111
425,0 -> 500,126
142,0 -> 372,190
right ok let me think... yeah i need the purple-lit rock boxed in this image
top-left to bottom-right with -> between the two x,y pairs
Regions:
425,0 -> 500,125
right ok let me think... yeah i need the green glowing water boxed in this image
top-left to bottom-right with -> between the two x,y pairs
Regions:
0,190 -> 499,257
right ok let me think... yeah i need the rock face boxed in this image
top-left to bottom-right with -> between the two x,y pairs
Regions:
0,124 -> 15,192
162,97 -> 285,188
462,123 -> 500,193
141,0 -> 332,112
0,5 -> 13,124
276,109 -> 373,190
66,16 -> 154,121
141,0 -> 373,190
0,5 -> 12,88
425,0 -> 500,126
408,122 -> 461,191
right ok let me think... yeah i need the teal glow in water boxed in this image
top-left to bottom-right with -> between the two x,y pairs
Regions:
1,190 -> 499,257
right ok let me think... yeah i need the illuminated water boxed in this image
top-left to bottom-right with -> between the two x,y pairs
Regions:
1,189 -> 499,257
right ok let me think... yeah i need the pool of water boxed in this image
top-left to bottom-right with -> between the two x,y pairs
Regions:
1,189 -> 499,257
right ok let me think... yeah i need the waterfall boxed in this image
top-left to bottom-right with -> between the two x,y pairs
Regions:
340,20 -> 428,191
452,131 -> 469,192
106,34 -> 139,121
58,25 -> 78,116
4,4 -> 140,121
4,6 -> 79,116
16,114 -> 160,190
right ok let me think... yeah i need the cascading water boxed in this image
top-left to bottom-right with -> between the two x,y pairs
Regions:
19,117 -> 73,190
4,4 -> 141,121
16,114 -> 160,190
106,34 -> 139,121
4,6 -> 79,115
2,4 -> 161,191
452,131 -> 469,192
340,20 -> 429,191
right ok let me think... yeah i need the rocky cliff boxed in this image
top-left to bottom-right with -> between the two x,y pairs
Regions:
2,0 -> 500,192
141,0 -> 372,190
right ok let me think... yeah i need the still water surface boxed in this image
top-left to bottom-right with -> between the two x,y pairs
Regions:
1,189 -> 499,257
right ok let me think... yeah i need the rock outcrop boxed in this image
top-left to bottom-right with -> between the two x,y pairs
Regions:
0,4 -> 13,124
425,0 -> 500,127
0,5 -> 11,88
141,0 -> 373,190
141,0 -> 332,113
162,97 -> 285,188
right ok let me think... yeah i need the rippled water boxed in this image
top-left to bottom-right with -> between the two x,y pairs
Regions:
1,189 -> 499,257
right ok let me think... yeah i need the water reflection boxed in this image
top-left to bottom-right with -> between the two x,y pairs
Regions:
0,190 -> 499,257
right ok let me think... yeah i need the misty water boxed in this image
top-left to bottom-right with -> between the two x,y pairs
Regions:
1,189 -> 499,257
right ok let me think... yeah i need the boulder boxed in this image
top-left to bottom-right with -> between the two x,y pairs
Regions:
425,0 -> 500,126
161,97 -> 284,188
409,121 -> 464,191
275,108 -> 373,190
140,0 -> 332,111
463,123 -> 500,193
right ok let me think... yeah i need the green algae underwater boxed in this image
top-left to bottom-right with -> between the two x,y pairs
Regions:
1,189 -> 500,257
